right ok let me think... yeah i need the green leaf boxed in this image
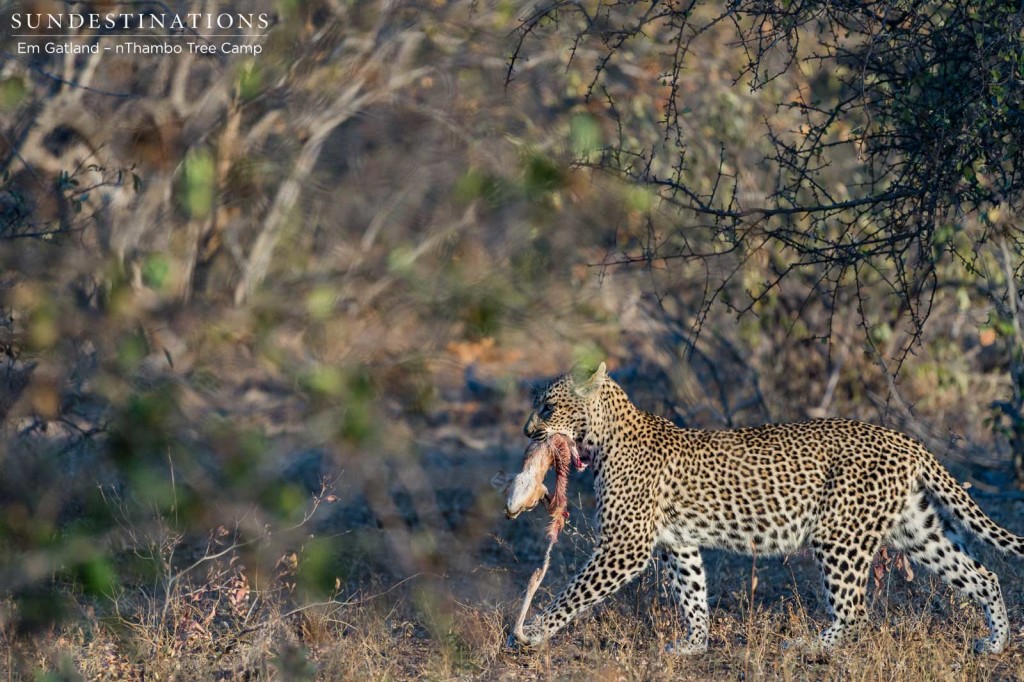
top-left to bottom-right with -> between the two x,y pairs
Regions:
523,152 -> 565,198
300,366 -> 345,396
117,331 -> 148,371
306,287 -> 335,320
570,113 -> 602,156
237,60 -> 262,101
0,77 -> 27,111
142,253 -> 171,290
182,149 -> 216,218
75,555 -> 117,597
297,537 -> 338,596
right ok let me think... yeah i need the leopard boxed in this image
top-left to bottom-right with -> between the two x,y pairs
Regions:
512,362 -> 1024,655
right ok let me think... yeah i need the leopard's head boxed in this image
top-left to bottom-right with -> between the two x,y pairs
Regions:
523,363 -> 607,461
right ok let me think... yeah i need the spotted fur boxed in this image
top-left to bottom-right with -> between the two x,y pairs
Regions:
514,363 -> 1024,654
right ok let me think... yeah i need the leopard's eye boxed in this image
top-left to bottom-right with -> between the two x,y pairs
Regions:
538,403 -> 554,419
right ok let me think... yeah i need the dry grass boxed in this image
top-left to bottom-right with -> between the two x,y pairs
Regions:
2,299 -> 1021,681
3,376 -> 1022,681
6,515 -> 1024,681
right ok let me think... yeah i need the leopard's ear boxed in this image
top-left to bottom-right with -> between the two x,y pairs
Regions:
575,362 -> 607,398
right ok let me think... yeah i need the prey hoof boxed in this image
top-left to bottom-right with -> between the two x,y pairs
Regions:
506,632 -> 534,652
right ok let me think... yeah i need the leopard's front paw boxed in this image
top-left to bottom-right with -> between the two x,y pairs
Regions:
973,636 -> 1007,655
665,637 -> 708,656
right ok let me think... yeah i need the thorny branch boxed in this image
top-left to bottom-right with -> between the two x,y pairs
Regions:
510,0 -> 1024,357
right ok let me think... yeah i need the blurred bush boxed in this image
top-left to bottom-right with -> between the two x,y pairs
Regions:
0,0 -> 1021,676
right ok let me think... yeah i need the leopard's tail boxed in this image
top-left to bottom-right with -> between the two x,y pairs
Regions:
920,456 -> 1024,557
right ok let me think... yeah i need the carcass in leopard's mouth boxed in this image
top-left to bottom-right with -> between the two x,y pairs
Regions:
490,433 -> 588,542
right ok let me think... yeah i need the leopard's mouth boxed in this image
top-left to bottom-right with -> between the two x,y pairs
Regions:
555,433 -> 588,472
565,434 -> 592,471
527,431 -> 591,475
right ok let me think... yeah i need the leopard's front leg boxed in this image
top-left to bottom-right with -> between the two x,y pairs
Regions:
514,539 -> 651,646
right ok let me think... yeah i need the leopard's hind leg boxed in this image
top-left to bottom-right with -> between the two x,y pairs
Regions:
809,536 -> 878,650
801,465 -> 908,652
889,489 -> 1009,654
